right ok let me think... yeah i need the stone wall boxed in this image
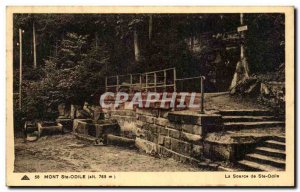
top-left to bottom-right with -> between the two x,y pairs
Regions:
105,108 -> 222,164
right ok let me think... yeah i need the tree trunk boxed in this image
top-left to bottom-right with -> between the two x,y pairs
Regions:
190,35 -> 194,50
33,22 -> 37,69
95,32 -> 98,49
19,29 -> 23,109
134,29 -> 140,62
149,15 -> 153,41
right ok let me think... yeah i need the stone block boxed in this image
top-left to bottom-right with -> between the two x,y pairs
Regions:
168,128 -> 181,139
24,121 -> 37,134
197,114 -> 223,126
37,121 -> 63,137
203,142 -> 234,161
58,103 -> 68,117
125,110 -> 136,117
157,135 -> 165,145
136,108 -> 159,117
145,116 -> 155,124
191,144 -> 203,158
158,146 -> 173,157
76,109 -> 92,119
56,118 -> 73,133
86,123 -> 96,137
159,109 -> 170,118
167,123 -> 181,130
181,124 -> 202,135
140,129 -> 157,143
154,117 -> 169,127
148,124 -> 158,134
74,120 -> 88,135
95,124 -> 103,138
70,105 -> 81,119
135,138 -> 158,155
135,120 -> 144,128
157,126 -> 168,136
106,134 -> 135,148
168,112 -> 199,124
92,106 -> 103,121
101,123 -> 120,135
180,132 -> 202,144
138,115 -> 147,122
170,137 -> 192,156
164,136 -> 172,149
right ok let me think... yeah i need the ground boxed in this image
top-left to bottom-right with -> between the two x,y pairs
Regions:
14,134 -> 207,172
204,92 -> 268,111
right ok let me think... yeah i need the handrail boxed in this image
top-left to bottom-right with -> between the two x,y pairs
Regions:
104,68 -> 205,113
105,67 -> 176,92
176,75 -> 204,81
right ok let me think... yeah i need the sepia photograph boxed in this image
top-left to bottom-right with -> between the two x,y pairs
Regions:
5,6 -> 295,187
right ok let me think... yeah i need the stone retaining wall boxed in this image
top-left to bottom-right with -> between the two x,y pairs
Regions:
105,108 -> 222,163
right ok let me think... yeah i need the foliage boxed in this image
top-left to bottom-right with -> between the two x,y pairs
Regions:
18,32 -> 110,120
245,14 -> 285,73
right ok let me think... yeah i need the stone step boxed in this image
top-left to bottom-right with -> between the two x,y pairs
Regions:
223,121 -> 285,130
255,147 -> 286,159
262,140 -> 286,150
222,116 -> 280,122
219,109 -> 273,116
238,160 -> 283,171
245,153 -> 285,168
273,135 -> 286,143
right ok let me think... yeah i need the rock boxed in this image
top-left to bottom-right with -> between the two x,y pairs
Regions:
58,103 -> 66,116
56,118 -> 73,133
24,121 -> 37,134
70,105 -> 81,119
244,81 -> 260,96
76,109 -> 91,119
93,106 -> 104,121
58,103 -> 70,118
135,138 -> 158,155
83,102 -> 94,117
106,134 -> 135,148
260,83 -> 270,95
37,121 -> 63,137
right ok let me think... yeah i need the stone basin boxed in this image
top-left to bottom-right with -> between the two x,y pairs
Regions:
73,119 -> 120,139
37,121 -> 63,137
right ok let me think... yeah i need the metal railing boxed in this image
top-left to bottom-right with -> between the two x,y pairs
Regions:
176,75 -> 205,113
105,68 -> 176,92
105,68 -> 205,113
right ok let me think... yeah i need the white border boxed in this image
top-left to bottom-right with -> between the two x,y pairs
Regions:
1,0 -> 299,191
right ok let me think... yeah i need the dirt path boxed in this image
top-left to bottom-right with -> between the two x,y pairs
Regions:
14,134 -> 206,172
204,93 -> 269,111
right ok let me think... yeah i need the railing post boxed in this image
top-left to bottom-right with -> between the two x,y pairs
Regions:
146,73 -> 148,92
164,69 -> 167,92
105,77 -> 108,92
116,75 -> 119,92
130,74 -> 133,93
139,74 -> 142,91
173,68 -> 176,92
200,76 -> 205,114
154,72 -> 157,92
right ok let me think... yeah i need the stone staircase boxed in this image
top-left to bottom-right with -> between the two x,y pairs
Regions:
220,109 -> 285,131
238,136 -> 286,171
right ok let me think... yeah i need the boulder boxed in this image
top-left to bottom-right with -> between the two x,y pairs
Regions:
93,106 -> 104,121
70,105 -> 81,119
83,102 -> 94,117
76,109 -> 91,119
